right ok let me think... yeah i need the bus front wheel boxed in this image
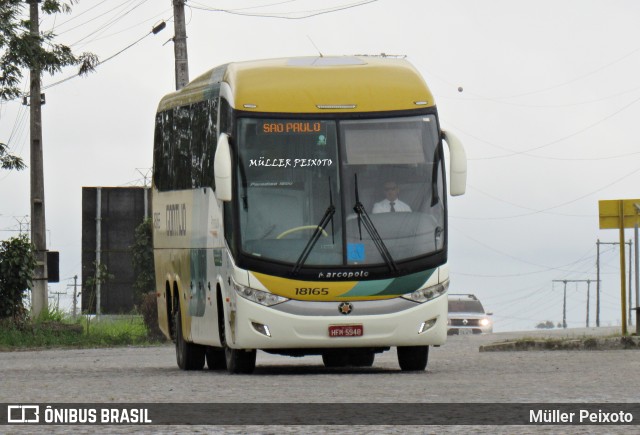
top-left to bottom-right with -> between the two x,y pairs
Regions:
224,347 -> 257,374
217,302 -> 256,374
397,346 -> 429,371
205,347 -> 226,370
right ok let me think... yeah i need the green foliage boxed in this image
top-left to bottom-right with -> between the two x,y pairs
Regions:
130,219 -> 162,339
36,305 -> 68,323
130,218 -> 155,305
0,0 -> 98,101
0,234 -> 36,322
0,142 -> 25,170
83,261 -> 113,333
535,320 -> 556,329
0,314 -> 162,350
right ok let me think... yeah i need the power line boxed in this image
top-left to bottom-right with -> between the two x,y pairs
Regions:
552,279 -> 598,328
450,90 -> 640,161
39,21 -> 168,94
450,165 -> 640,221
426,43 -> 640,103
53,0 -> 128,35
189,0 -> 379,19
69,0 -> 153,48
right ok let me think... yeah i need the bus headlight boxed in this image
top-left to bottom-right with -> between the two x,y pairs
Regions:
232,279 -> 288,307
401,280 -> 449,303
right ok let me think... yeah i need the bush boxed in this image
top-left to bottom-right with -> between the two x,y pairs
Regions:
130,218 -> 155,305
535,320 -> 555,329
0,234 -> 36,323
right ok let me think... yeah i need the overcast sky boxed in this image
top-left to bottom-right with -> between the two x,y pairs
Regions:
1,0 -> 639,332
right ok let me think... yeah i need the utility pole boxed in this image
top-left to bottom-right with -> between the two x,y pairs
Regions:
172,0 -> 189,90
66,275 -> 79,319
596,240 -> 632,330
596,239 -> 600,327
629,239 -> 633,326
627,239 -> 633,326
50,291 -> 65,310
553,279 -> 598,329
635,204 -> 640,331
28,0 -> 48,318
554,280 -> 569,329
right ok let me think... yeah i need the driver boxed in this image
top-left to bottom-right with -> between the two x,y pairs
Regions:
372,181 -> 411,213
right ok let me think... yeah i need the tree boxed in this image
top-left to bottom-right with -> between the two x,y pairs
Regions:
130,217 -> 163,340
83,261 -> 113,315
0,0 -> 98,101
0,142 -> 25,170
130,217 -> 155,305
535,320 -> 556,329
0,234 -> 36,323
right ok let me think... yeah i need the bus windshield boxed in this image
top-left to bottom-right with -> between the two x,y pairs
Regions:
236,115 -> 445,268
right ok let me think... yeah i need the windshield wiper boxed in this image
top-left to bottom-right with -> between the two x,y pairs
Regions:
353,174 -> 398,274
292,178 -> 336,275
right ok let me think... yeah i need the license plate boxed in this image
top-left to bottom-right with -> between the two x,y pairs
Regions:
458,329 -> 472,335
328,324 -> 363,337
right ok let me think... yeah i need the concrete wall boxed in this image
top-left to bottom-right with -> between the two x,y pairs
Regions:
81,187 -> 150,314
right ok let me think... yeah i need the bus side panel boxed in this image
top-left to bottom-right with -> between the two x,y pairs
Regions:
189,190 -> 227,346
152,187 -> 195,341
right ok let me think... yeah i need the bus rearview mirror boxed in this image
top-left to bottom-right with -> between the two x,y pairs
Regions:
442,130 -> 467,196
214,133 -> 233,201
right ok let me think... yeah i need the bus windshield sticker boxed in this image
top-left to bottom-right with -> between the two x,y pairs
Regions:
347,243 -> 365,261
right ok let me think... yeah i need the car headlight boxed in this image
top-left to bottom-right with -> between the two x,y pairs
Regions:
232,279 -> 288,307
479,318 -> 490,327
401,279 -> 449,303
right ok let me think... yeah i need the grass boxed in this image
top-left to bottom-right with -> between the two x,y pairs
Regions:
0,309 -> 166,351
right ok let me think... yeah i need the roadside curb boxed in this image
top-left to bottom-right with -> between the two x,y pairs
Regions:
479,335 -> 640,352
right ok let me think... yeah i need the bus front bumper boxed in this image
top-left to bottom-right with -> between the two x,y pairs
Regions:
227,294 -> 447,350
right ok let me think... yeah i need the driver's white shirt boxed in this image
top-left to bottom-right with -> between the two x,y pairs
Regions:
372,198 -> 411,214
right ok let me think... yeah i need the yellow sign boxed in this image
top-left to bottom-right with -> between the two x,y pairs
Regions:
598,199 -> 640,229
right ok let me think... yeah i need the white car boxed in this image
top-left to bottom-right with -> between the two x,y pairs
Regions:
447,294 -> 493,335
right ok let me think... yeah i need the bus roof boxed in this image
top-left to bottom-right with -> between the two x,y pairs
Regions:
157,56 -> 435,114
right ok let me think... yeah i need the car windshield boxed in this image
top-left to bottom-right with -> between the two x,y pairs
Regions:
449,299 -> 485,313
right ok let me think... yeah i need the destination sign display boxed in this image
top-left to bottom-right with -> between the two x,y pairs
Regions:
259,120 -> 326,135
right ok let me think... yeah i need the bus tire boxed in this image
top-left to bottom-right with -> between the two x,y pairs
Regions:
216,297 -> 255,374
224,347 -> 256,374
322,351 -> 349,368
205,347 -> 226,370
349,351 -> 375,367
175,308 -> 205,370
397,345 -> 429,371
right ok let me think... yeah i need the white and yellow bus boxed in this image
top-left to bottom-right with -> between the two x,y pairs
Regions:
152,56 -> 466,373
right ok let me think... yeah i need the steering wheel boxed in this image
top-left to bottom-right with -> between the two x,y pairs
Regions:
276,225 -> 329,239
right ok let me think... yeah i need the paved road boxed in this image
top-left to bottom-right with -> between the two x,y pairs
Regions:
1,326 -> 638,434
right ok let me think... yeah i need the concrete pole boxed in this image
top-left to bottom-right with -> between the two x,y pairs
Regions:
596,239 -> 600,327
28,0 -> 48,318
73,275 -> 78,319
586,280 -> 590,328
96,188 -> 102,316
618,201 -> 627,335
172,0 -> 189,90
629,239 -> 633,326
635,219 -> 639,327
